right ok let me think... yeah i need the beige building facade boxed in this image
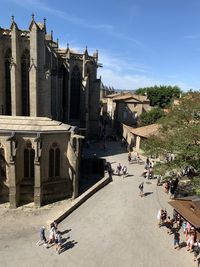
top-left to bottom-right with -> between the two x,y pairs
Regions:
0,15 -> 101,136
0,116 -> 82,208
103,93 -> 151,126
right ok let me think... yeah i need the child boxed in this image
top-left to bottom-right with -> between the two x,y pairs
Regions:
116,163 -> 122,176
122,166 -> 127,178
139,182 -> 144,197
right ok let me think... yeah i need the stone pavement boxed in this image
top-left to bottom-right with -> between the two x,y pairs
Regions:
0,141 -> 196,267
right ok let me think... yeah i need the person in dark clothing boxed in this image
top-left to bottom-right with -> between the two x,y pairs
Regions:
139,182 -> 144,197
173,230 -> 180,249
173,178 -> 179,192
36,226 -> 47,246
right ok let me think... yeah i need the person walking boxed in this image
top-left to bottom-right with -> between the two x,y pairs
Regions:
173,229 -> 180,249
55,231 -> 62,254
193,240 -> 200,262
116,163 -> 122,176
122,165 -> 128,178
128,152 -> 132,164
139,182 -> 144,197
47,226 -> 56,248
36,226 -> 47,246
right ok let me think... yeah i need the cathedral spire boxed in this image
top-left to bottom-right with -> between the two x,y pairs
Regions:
10,15 -> 18,30
32,13 -> 35,22
43,17 -> 47,34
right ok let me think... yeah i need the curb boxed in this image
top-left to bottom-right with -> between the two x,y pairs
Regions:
55,175 -> 111,224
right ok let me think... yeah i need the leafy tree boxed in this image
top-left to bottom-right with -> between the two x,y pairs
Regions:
135,85 -> 181,108
142,92 -> 200,194
138,107 -> 165,126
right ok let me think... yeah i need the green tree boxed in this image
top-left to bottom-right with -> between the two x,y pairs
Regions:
135,85 -> 181,108
142,92 -> 200,193
138,107 -> 165,126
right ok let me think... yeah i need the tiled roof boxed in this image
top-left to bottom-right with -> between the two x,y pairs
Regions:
130,123 -> 160,138
105,93 -> 121,98
169,196 -> 200,229
113,93 -> 149,102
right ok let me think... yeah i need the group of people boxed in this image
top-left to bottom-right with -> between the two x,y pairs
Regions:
157,208 -> 200,262
128,152 -> 143,164
163,178 -> 179,199
36,221 -> 62,254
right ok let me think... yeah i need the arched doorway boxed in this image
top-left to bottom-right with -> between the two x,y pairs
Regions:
70,66 -> 81,120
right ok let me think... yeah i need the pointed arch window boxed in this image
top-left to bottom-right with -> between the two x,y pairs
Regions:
49,143 -> 60,178
0,147 -> 6,182
21,50 -> 30,116
24,142 -> 35,178
70,66 -> 81,119
4,49 -> 12,115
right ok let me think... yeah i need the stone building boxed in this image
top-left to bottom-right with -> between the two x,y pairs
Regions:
103,92 -> 151,126
0,116 -> 82,208
0,15 -> 101,137
113,93 -> 151,126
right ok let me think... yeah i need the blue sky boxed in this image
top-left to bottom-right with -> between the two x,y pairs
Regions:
1,0 -> 200,91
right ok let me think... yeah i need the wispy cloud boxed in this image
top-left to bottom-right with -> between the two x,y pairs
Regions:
96,49 -> 194,91
8,0 -> 113,31
95,49 -> 157,89
98,68 -> 159,90
99,50 -> 151,74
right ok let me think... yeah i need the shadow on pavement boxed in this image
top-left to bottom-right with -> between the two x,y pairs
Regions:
60,239 -> 78,254
179,241 -> 187,249
61,229 -> 71,235
143,192 -> 153,197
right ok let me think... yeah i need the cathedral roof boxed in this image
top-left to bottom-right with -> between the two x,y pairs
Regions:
0,116 -> 73,133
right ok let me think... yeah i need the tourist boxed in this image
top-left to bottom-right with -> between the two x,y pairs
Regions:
173,229 -> 180,249
146,157 -> 150,166
193,240 -> 200,262
169,180 -> 175,199
36,226 -> 47,246
55,231 -> 62,254
116,163 -> 122,176
161,209 -> 167,225
139,182 -> 144,197
163,180 -> 170,193
165,216 -> 173,234
122,165 -> 128,178
157,209 -> 163,227
136,153 -> 140,163
128,152 -> 132,164
187,227 -> 196,252
47,226 -> 56,248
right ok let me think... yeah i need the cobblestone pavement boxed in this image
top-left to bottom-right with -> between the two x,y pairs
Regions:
0,141 -> 195,267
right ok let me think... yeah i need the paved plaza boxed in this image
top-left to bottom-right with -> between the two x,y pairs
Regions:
0,141 -> 195,267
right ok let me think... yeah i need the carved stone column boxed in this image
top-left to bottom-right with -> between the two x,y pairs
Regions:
34,133 -> 42,207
